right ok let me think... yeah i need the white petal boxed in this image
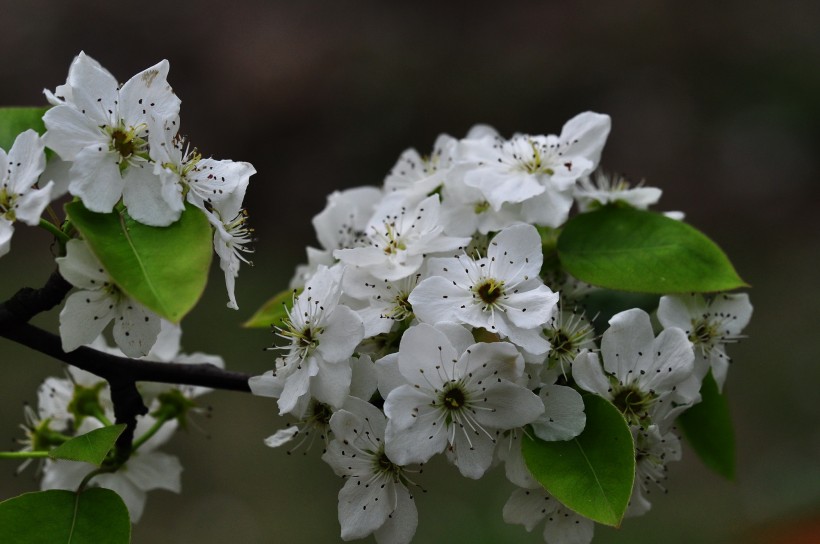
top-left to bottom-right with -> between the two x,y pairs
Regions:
349,354 -> 378,401
118,60 -> 181,125
111,300 -> 162,358
448,426 -> 498,479
473,381 -> 544,430
121,165 -> 182,226
14,182 -> 54,226
543,508 -> 595,544
489,224 -> 543,282
42,105 -> 104,160
0,219 -> 14,258
570,351 -> 610,397
264,427 -> 299,448
56,239 -> 109,289
531,385 -> 586,441
59,290 -> 116,352
311,358 -> 352,409
317,305 -> 364,363
69,146 -> 125,213
601,309 -> 655,379
337,476 -> 393,540
123,450 -> 182,493
503,487 -> 553,531
93,472 -> 147,522
397,323 -> 458,389
8,130 -> 46,193
374,484 -> 418,544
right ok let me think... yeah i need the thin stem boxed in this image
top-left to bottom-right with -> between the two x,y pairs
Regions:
38,218 -> 71,253
131,415 -> 171,452
0,450 -> 50,459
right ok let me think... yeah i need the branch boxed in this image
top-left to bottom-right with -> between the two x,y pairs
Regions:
0,270 -> 253,460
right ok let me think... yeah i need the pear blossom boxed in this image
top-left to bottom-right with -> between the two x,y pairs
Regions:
383,323 -> 544,478
541,307 -> 597,379
334,193 -> 470,282
503,486 -> 595,544
323,396 -> 419,543
573,170 -> 662,212
213,209 -> 254,309
626,425 -> 682,517
0,129 -> 53,258
42,52 -> 181,225
256,265 -> 364,415
572,308 -> 697,427
457,112 -> 611,226
657,293 -> 752,390
150,127 -> 255,230
409,224 -> 558,355
383,133 -> 456,198
56,239 -> 161,358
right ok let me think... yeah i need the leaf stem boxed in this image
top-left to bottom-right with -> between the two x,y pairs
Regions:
38,218 -> 71,254
130,415 -> 171,452
0,450 -> 50,459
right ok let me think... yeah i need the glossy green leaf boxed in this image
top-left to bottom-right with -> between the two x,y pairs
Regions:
243,287 -> 298,329
49,425 -> 126,466
677,371 -> 735,479
522,394 -> 635,527
66,201 -> 213,323
0,488 -> 130,543
557,205 -> 747,293
0,107 -> 47,150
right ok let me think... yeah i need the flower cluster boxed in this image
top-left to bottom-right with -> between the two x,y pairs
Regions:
18,321 -> 221,521
1,52 -> 256,358
250,113 -> 752,543
5,53 -> 256,520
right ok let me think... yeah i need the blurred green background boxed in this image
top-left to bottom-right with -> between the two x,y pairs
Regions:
2,1 -> 819,543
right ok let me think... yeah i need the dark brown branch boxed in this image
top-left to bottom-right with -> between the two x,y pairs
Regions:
1,270 -> 253,459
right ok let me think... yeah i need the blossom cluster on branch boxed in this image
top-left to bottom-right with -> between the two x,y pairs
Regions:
248,115 -> 752,543
0,52 -> 752,544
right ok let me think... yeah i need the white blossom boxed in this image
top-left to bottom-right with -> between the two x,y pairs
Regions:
57,239 -> 161,357
503,486 -> 595,544
573,170 -> 662,212
383,323 -> 543,478
334,193 -> 470,282
409,224 -> 558,355
572,308 -> 697,427
43,53 -> 181,225
657,293 -> 752,391
323,396 -> 419,544
0,130 -> 53,258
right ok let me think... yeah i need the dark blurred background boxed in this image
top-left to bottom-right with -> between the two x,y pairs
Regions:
2,1 -> 819,543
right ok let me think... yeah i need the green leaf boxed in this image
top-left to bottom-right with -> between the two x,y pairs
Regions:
522,394 -> 635,527
557,205 -> 747,293
49,425 -> 126,466
66,201 -> 213,323
0,488 -> 131,543
677,371 -> 735,479
243,287 -> 298,329
0,107 -> 47,150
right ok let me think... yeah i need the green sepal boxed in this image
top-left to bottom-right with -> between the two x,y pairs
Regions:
522,394 -> 635,527
0,488 -> 131,543
677,371 -> 736,479
65,201 -> 213,323
557,205 -> 747,293
48,425 -> 126,466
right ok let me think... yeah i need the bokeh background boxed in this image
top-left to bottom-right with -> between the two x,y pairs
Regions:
2,1 -> 819,543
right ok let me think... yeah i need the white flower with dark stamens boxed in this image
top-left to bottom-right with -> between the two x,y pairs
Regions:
503,486 -> 595,544
0,129 -> 53,258
384,133 -> 456,198
57,239 -> 161,358
574,170 -> 662,212
657,293 -> 752,391
151,127 -> 256,227
263,399 -> 335,455
572,308 -> 696,427
409,223 -> 558,355
42,52 -> 181,226
323,396 -> 419,544
261,265 -> 364,415
334,193 -> 470,282
457,112 -> 610,227
438,173 -> 525,236
383,323 -> 543,479
626,424 -> 682,517
213,209 -> 254,310
541,306 -> 597,379
343,268 -> 422,337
